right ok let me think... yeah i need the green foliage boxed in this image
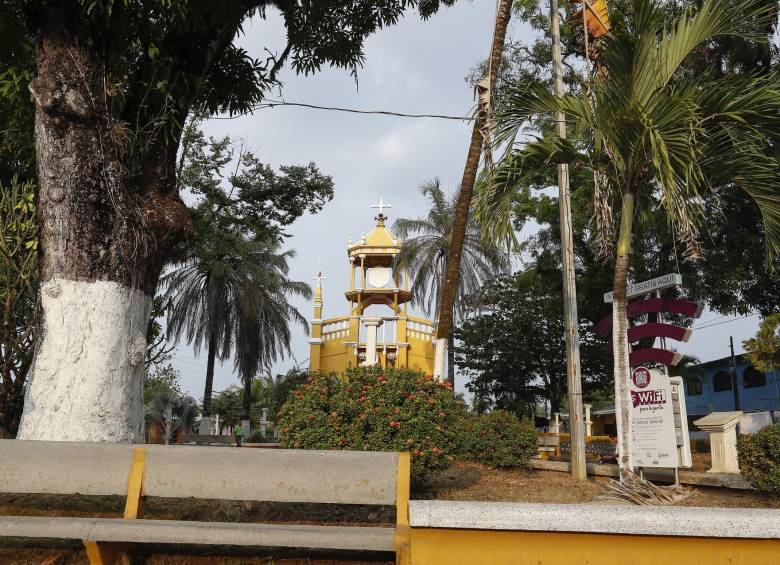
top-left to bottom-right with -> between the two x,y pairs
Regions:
737,423 -> 780,496
455,271 -> 609,415
211,386 -> 244,430
0,177 -> 38,435
0,2 -> 35,184
475,0 -> 780,321
165,124 -> 320,418
147,389 -> 199,442
179,124 -> 334,247
744,314 -> 780,372
143,364 -> 182,408
393,178 -> 509,320
277,367 -> 468,479
7,0 -> 458,178
462,410 -> 537,469
266,368 -> 309,417
145,297 -> 174,370
393,178 -> 509,385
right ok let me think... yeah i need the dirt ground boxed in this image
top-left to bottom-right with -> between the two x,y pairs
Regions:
0,550 -> 391,565
417,461 -> 780,508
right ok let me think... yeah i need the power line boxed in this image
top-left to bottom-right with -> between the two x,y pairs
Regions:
692,313 -> 759,331
207,100 -> 474,121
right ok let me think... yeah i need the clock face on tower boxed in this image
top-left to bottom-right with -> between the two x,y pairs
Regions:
367,267 -> 391,288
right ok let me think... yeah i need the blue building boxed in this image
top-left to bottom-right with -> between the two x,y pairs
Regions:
684,354 -> 780,418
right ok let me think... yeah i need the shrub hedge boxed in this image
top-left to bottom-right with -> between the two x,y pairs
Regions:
462,410 -> 537,469
277,367 -> 467,478
737,423 -> 780,496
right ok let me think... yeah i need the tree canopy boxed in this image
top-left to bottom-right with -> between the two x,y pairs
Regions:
455,271 -> 609,415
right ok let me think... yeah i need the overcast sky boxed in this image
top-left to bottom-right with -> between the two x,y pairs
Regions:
169,1 -> 761,401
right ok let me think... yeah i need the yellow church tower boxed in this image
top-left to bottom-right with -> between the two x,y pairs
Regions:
309,199 -> 436,375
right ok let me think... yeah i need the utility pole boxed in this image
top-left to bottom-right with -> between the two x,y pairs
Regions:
730,336 -> 741,411
550,0 -> 587,482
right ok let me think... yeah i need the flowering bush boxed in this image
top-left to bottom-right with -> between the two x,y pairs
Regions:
463,410 -> 537,469
277,367 -> 467,478
738,423 -> 780,496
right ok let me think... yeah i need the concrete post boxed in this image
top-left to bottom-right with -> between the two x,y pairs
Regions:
260,408 -> 269,439
584,404 -> 593,437
551,413 -> 561,435
550,0 -> 587,483
164,405 -> 172,445
362,317 -> 383,366
199,415 -> 212,436
694,411 -> 742,474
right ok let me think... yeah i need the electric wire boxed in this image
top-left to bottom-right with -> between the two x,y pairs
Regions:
207,100 -> 473,121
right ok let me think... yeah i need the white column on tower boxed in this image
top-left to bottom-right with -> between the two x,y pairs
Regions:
361,317 -> 383,366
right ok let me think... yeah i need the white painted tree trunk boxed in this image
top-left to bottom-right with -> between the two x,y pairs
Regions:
433,338 -> 447,381
17,279 -> 152,442
612,297 -> 633,475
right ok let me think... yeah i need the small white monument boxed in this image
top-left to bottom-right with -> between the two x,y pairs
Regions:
694,411 -> 742,474
551,412 -> 561,434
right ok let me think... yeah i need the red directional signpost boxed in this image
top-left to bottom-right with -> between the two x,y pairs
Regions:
597,274 -> 702,368
599,274 -> 699,478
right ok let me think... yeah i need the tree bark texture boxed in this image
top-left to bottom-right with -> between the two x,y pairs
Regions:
447,328 -> 455,388
435,0 -> 512,344
17,7 -> 188,442
612,192 -> 635,479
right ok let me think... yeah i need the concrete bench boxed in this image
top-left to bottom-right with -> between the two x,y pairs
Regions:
180,433 -> 233,445
0,440 -> 410,564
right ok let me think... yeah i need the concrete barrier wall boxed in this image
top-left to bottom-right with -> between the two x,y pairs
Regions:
0,440 -> 134,496
143,445 -> 399,504
0,440 -> 399,506
408,501 -> 780,565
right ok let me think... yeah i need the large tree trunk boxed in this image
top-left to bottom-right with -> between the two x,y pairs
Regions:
17,8 -> 187,442
241,376 -> 252,438
612,192 -> 635,479
434,0 -> 513,379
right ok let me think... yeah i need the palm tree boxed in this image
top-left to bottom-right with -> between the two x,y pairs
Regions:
478,0 -> 780,479
163,238 -> 310,434
434,0 -> 513,376
147,391 -> 199,444
393,179 -> 509,387
232,246 -> 310,424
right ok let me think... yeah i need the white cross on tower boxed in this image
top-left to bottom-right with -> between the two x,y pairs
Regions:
371,198 -> 392,216
312,271 -> 326,289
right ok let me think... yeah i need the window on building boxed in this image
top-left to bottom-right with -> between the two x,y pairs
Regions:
686,376 -> 703,396
743,366 -> 767,389
713,370 -> 732,392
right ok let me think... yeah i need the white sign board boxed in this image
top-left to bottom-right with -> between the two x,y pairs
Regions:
630,367 -> 678,468
669,376 -> 692,468
604,273 -> 682,303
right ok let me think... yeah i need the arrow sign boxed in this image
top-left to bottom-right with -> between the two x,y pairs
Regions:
603,273 -> 682,303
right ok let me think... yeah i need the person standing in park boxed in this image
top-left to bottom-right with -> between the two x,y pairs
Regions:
234,423 -> 244,447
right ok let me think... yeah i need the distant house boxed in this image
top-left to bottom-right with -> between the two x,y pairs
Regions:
683,354 -> 780,419
558,355 -> 779,439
